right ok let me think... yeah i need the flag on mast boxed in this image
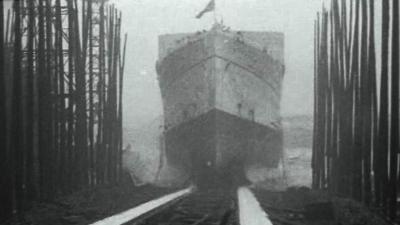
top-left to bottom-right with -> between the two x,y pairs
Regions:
195,0 -> 215,19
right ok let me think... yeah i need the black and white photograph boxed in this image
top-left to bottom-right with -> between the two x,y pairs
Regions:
0,0 -> 399,224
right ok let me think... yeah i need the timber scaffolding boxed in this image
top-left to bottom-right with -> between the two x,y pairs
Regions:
313,0 -> 399,221
0,0 -> 127,220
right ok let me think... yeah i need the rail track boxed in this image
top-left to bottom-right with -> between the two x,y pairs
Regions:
90,185 -> 395,225
91,186 -> 277,225
129,188 -> 238,225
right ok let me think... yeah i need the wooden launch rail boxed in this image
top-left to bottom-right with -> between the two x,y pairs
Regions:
89,186 -> 193,225
91,186 -> 274,225
238,187 -> 273,225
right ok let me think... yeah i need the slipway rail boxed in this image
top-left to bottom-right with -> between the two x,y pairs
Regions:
238,187 -> 273,225
90,186 -> 277,225
131,188 -> 237,225
89,186 -> 193,225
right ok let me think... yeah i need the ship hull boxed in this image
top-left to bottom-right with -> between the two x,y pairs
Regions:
157,26 -> 285,187
164,109 -> 282,188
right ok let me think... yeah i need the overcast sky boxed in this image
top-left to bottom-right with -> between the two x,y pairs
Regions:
108,0 -> 379,128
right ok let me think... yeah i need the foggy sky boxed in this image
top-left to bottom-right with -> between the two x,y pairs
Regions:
109,0 -> 335,128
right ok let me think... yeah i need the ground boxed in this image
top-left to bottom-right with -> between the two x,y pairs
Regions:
254,186 -> 393,225
0,177 -> 175,225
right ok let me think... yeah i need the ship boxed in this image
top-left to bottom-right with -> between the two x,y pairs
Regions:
156,23 -> 285,188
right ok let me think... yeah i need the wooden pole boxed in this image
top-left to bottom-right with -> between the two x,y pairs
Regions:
360,0 -> 371,205
66,0 -> 76,191
312,17 -> 318,189
351,0 -> 361,201
378,0 -> 390,213
119,33 -> 127,181
45,0 -> 55,197
326,7 -> 333,190
25,0 -> 37,202
389,0 -> 399,219
0,0 -> 13,219
320,10 -> 329,189
55,0 -> 67,193
12,0 -> 24,211
0,0 -> 6,218
367,0 -> 378,208
88,0 -> 95,186
37,0 -> 48,199
73,0 -> 88,188
314,12 -> 322,189
96,1 -> 106,184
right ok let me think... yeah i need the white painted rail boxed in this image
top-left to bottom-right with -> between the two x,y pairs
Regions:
90,186 -> 193,225
238,187 -> 273,225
